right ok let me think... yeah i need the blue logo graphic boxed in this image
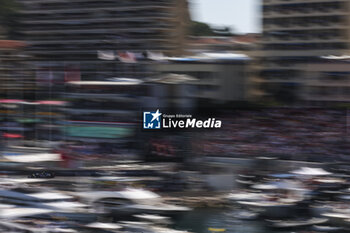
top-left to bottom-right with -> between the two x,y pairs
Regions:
143,109 -> 162,129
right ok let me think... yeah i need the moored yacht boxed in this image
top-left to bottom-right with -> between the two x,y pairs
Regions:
75,187 -> 191,216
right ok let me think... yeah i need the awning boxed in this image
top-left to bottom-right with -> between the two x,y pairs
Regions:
2,133 -> 23,139
36,100 -> 67,106
147,73 -> 198,85
15,118 -> 42,124
64,126 -> 134,139
0,99 -> 25,104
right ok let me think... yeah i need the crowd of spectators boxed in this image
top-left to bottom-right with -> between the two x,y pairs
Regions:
195,109 -> 350,162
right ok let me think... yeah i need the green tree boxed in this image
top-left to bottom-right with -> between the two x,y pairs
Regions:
190,21 -> 216,36
190,21 -> 234,37
213,26 -> 234,36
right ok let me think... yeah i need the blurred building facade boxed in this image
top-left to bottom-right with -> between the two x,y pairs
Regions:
303,58 -> 350,104
0,40 -> 35,99
185,34 -> 258,104
61,80 -> 143,154
0,100 -> 66,149
3,0 -> 192,153
254,0 -> 350,103
150,58 -> 249,108
187,34 -> 259,54
16,0 -> 190,82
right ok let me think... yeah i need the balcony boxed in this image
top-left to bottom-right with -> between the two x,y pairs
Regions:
264,4 -> 348,19
20,4 -> 174,15
19,0 -> 174,10
264,15 -> 347,29
256,49 -> 346,57
264,0 -> 347,5
20,16 -> 172,25
19,21 -> 174,32
21,27 -> 172,36
263,29 -> 348,42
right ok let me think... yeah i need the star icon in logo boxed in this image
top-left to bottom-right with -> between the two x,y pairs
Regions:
151,109 -> 161,122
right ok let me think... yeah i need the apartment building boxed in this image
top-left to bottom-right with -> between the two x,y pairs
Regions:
253,0 -> 350,103
150,56 -> 250,108
303,58 -> 350,104
0,40 -> 35,99
62,80 -> 143,154
16,0 -> 190,81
